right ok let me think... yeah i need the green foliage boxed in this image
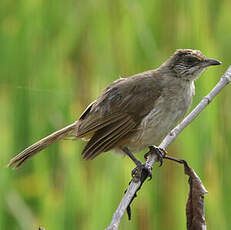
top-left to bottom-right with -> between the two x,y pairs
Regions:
0,0 -> 231,229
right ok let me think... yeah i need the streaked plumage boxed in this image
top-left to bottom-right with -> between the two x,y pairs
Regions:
7,49 -> 221,169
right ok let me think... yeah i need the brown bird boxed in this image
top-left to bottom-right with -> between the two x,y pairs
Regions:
7,49 -> 221,173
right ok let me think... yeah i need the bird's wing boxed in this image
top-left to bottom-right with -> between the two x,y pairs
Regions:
81,114 -> 137,160
77,111 -> 129,138
77,72 -> 162,159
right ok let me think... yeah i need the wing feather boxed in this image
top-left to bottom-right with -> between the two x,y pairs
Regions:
82,116 -> 136,160
77,113 -> 127,138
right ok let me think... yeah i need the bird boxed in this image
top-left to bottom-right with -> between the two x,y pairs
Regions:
7,49 -> 221,174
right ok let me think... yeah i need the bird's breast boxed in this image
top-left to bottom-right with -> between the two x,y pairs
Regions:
124,81 -> 194,152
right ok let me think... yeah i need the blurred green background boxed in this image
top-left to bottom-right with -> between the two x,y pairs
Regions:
0,0 -> 231,229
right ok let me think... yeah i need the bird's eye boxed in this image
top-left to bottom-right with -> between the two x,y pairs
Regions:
185,56 -> 199,65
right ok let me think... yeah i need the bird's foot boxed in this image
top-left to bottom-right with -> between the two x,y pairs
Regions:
121,147 -> 153,182
144,146 -> 167,167
132,161 -> 153,182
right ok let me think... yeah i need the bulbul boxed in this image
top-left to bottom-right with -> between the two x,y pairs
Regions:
7,49 -> 221,170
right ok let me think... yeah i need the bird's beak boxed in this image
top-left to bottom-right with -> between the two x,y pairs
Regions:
202,58 -> 222,67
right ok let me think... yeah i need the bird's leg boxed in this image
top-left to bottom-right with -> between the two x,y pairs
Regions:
122,147 -> 152,181
144,146 -> 167,166
122,147 -> 142,166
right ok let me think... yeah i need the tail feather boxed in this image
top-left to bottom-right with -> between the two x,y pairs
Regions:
7,122 -> 77,169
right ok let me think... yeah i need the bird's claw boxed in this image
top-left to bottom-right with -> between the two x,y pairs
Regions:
131,162 -> 153,182
144,146 -> 167,167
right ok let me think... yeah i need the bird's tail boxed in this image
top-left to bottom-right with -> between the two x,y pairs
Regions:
7,122 -> 78,169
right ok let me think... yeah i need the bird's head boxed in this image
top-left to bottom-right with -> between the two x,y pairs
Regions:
166,49 -> 221,81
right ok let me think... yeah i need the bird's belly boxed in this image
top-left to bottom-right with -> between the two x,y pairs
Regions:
125,100 -> 188,152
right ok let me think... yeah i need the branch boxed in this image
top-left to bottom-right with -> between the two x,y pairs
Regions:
106,66 -> 231,230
